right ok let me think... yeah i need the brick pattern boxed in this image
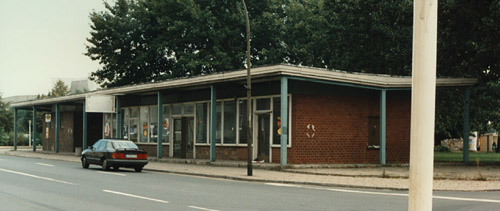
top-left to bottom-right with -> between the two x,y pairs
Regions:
286,91 -> 410,164
195,146 -> 249,160
136,144 -> 170,158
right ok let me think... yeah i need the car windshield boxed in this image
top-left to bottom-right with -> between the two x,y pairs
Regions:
112,141 -> 138,150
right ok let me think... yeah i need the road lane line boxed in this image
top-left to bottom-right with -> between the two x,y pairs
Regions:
188,206 -> 220,211
433,196 -> 500,204
326,188 -> 500,204
36,162 -> 55,167
102,190 -> 168,204
265,183 -> 302,187
0,168 -> 75,185
97,171 -> 126,176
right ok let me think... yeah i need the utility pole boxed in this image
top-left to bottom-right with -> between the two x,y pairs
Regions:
408,0 -> 438,210
241,0 -> 253,176
29,120 -> 32,147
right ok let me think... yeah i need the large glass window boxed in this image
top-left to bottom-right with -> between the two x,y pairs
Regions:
172,104 -> 182,115
184,103 -> 194,115
272,97 -> 290,145
122,108 -> 128,139
149,105 -> 158,143
256,98 -> 270,111
224,101 -> 237,144
196,103 -> 208,143
103,113 -> 113,139
216,102 -> 222,143
140,107 -> 149,143
239,99 -> 249,144
162,105 -> 171,144
129,107 -> 139,142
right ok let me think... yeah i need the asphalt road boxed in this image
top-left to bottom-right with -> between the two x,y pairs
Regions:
1,155 -> 499,211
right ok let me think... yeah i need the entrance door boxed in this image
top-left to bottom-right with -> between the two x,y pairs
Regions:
173,117 -> 194,158
256,114 -> 270,162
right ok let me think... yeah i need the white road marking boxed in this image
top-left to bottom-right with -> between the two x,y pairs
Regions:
265,183 -> 302,187
36,162 -> 54,167
102,190 -> 169,204
97,171 -> 126,176
188,205 -> 220,211
326,188 -> 500,204
433,195 -> 500,204
0,167 -> 75,185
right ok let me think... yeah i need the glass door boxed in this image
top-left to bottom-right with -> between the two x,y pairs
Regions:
173,118 -> 183,158
256,114 -> 270,162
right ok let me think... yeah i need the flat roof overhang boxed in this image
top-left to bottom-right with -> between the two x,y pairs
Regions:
11,64 -> 477,109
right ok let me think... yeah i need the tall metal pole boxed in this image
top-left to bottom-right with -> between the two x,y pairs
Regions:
408,0 -> 438,210
33,106 -> 37,151
14,108 -> 18,151
241,0 -> 253,176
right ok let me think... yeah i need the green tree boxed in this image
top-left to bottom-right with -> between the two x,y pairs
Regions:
85,0 -> 285,88
50,80 -> 70,97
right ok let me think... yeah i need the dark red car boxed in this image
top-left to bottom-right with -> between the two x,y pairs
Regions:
81,139 -> 148,172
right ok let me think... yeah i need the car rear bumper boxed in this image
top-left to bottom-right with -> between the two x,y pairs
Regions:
106,159 -> 148,167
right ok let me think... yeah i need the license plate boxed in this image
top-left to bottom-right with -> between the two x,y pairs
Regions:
125,154 -> 137,158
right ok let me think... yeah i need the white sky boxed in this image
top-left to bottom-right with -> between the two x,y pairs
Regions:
0,0 -> 107,98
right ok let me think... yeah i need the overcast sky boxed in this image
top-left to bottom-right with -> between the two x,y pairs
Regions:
0,0 -> 107,98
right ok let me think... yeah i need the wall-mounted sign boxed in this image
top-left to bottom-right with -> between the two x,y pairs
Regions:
45,114 -> 51,123
85,95 -> 116,113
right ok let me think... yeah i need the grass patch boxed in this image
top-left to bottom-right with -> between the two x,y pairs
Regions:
434,152 -> 500,163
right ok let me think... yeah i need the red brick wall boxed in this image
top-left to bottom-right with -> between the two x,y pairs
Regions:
286,91 -> 410,164
136,144 -> 170,158
196,146 -> 249,160
386,92 -> 411,163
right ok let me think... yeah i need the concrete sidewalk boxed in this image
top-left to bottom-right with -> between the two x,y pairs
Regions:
1,146 -> 499,192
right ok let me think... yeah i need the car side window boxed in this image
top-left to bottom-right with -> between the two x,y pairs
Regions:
97,141 -> 107,150
92,140 -> 102,149
106,142 -> 114,150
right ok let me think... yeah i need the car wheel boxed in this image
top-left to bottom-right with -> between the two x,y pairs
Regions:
102,159 -> 110,171
134,167 -> 143,172
81,156 -> 89,169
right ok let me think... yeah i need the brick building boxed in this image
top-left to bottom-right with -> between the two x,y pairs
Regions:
12,65 -> 475,165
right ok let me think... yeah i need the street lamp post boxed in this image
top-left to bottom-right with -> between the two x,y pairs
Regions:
241,0 -> 253,176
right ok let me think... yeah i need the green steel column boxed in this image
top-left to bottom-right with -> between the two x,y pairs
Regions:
83,102 -> 88,150
157,92 -> 163,158
210,85 -> 216,162
13,108 -> 18,151
32,106 -> 37,151
380,90 -> 387,164
463,87 -> 471,163
280,77 -> 288,166
55,104 -> 60,153
116,97 -> 121,139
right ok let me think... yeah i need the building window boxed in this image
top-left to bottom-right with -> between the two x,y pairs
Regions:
272,97 -> 290,145
184,103 -> 194,115
149,105 -> 158,143
256,98 -> 270,111
224,101 -> 237,144
122,108 -> 129,139
129,107 -> 139,142
238,99 -> 251,144
196,103 -> 208,144
140,107 -> 149,143
172,104 -> 182,115
215,102 -> 222,143
162,105 -> 171,144
368,117 -> 380,148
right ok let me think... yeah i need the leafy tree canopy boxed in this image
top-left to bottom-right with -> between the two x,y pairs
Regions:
85,0 -> 500,140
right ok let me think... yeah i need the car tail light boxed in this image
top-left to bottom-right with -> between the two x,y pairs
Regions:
137,154 -> 147,160
112,153 -> 126,159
